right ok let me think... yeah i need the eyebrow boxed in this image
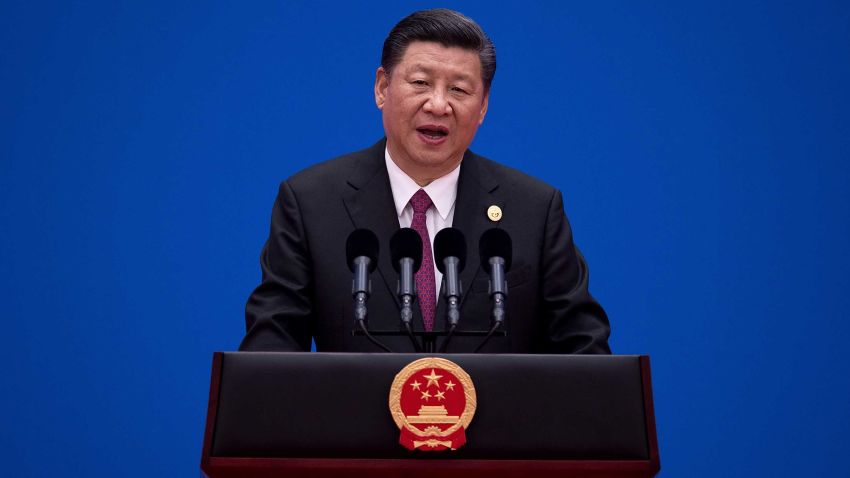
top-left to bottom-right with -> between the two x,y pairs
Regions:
408,64 -> 474,82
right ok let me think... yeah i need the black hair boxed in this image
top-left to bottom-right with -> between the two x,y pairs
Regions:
381,9 -> 496,92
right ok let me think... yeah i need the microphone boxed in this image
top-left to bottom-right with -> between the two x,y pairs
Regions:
390,228 -> 423,326
479,228 -> 512,325
434,227 -> 467,328
345,229 -> 379,323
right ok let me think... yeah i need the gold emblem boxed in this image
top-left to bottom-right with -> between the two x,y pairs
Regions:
487,205 -> 502,222
389,357 -> 477,451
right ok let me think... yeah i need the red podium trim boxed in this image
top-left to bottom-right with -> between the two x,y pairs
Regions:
204,456 -> 657,478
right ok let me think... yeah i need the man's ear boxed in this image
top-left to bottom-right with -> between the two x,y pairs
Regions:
374,67 -> 388,110
478,92 -> 489,125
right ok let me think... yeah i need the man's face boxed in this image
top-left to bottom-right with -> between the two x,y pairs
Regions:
375,41 -> 489,184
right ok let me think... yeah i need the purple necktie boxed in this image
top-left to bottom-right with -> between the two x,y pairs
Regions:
409,189 -> 436,331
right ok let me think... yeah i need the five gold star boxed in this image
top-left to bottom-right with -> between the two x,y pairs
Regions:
420,390 -> 432,400
410,380 -> 421,391
423,369 -> 443,388
444,380 -> 456,391
435,390 -> 446,401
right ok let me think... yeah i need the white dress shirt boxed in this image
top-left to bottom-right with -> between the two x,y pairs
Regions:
385,148 -> 459,290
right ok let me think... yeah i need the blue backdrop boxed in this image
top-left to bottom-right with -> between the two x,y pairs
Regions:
2,1 -> 848,476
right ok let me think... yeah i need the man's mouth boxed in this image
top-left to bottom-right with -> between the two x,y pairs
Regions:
416,125 -> 449,140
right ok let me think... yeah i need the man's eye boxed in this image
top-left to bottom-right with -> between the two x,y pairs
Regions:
451,86 -> 468,94
411,80 -> 428,86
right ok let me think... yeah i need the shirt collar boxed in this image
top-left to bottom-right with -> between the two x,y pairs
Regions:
385,148 -> 460,221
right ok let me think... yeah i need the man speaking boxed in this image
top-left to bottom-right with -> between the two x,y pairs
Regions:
239,9 -> 611,354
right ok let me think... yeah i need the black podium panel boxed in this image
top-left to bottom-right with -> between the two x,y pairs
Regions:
210,353 -> 650,460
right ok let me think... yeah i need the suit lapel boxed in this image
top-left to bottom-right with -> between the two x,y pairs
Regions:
342,140 -> 401,318
436,151 -> 500,326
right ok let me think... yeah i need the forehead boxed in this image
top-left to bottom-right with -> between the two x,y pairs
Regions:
394,41 -> 483,82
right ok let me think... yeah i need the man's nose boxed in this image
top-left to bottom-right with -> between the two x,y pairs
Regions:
423,90 -> 451,115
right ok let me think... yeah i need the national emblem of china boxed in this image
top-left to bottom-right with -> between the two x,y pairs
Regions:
389,357 -> 477,451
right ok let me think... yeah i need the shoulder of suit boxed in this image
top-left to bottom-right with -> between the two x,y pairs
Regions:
466,150 -> 558,199
279,140 -> 384,190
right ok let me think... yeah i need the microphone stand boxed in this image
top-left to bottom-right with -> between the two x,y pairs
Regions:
351,228 -> 509,352
352,278 -> 392,353
353,327 -> 505,352
352,263 -> 509,352
397,256 -> 423,352
356,319 -> 392,353
473,322 -> 502,353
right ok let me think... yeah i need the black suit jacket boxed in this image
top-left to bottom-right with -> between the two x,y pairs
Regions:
240,140 -> 610,353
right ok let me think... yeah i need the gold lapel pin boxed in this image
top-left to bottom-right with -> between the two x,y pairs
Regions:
487,205 -> 502,222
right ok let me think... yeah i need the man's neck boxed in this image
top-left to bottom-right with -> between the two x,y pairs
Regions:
384,147 -> 461,222
385,148 -> 462,186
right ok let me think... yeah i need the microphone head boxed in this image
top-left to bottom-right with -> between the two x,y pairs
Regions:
434,227 -> 467,273
479,228 -> 513,271
345,229 -> 379,273
390,228 -> 423,273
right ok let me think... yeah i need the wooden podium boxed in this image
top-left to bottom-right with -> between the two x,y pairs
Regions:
200,352 -> 659,477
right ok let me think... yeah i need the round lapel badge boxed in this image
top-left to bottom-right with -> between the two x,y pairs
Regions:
487,205 -> 502,222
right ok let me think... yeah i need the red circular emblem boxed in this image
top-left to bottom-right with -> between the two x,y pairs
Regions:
389,357 -> 477,451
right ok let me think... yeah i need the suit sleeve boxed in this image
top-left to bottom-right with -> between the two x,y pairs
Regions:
239,180 -> 314,351
539,189 -> 612,354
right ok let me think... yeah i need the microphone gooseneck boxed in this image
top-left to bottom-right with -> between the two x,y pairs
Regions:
473,228 -> 513,353
479,228 -> 512,326
345,229 -> 379,323
434,228 -> 466,352
390,228 -> 424,352
345,229 -> 392,352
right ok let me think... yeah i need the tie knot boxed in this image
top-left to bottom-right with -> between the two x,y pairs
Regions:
410,189 -> 433,214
